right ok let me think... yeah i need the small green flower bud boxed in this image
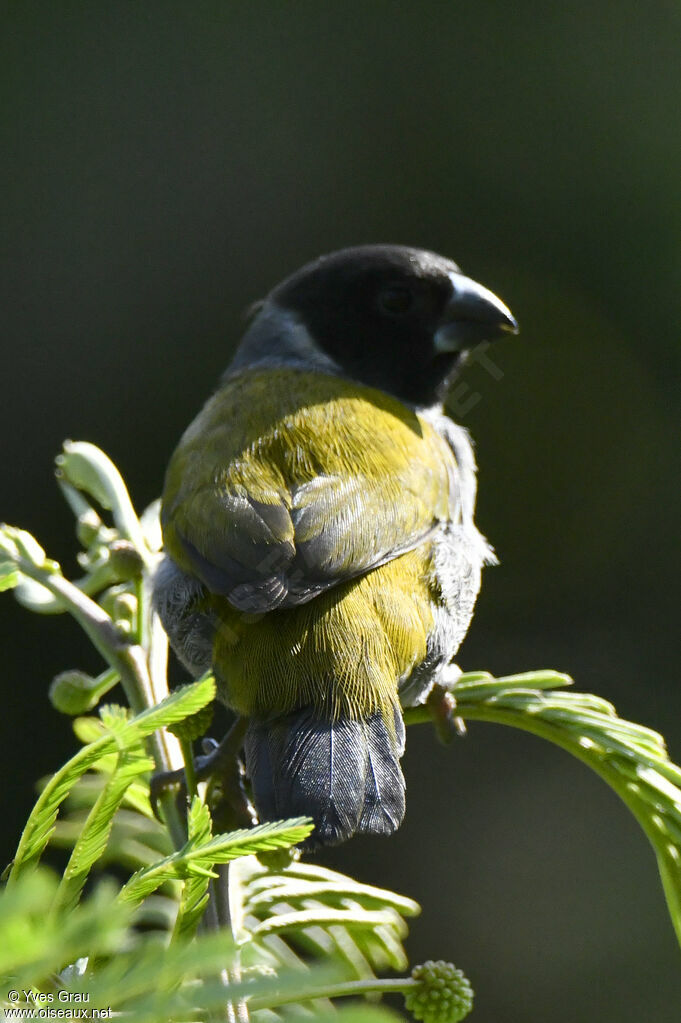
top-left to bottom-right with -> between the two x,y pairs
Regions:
113,595 -> 137,633
49,668 -> 118,715
168,702 -> 215,742
100,584 -> 138,628
0,525 -> 47,567
109,539 -> 145,579
77,546 -> 109,573
405,961 -> 473,1023
76,508 -> 103,548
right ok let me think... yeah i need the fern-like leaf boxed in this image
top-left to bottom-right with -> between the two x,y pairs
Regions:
171,797 -> 213,940
8,676 -> 214,883
52,745 -> 153,914
119,819 -> 314,907
231,857 -> 420,981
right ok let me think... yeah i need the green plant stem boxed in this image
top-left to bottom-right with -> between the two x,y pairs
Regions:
11,559 -> 142,705
134,566 -> 187,804
13,557 -> 187,849
249,975 -> 417,1011
201,865 -> 248,1023
180,737 -> 198,798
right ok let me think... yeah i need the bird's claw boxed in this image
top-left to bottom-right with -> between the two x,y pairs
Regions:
427,679 -> 466,744
201,719 -> 256,829
150,765 -> 188,822
150,717 -> 256,830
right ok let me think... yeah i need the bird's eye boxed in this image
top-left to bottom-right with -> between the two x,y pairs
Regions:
378,284 -> 414,316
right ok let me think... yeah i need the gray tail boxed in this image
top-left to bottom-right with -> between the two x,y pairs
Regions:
244,707 -> 406,850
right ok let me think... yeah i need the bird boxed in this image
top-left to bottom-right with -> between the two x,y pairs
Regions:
153,244 -> 517,849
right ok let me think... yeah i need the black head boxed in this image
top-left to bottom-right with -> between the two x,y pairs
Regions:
268,244 -> 517,407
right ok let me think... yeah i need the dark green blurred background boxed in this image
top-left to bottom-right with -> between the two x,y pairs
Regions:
2,3 -> 681,1019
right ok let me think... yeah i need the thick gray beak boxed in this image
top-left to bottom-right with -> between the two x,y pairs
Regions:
434,272 -> 518,353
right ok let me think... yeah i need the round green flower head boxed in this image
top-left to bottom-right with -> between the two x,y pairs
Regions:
404,960 -> 474,1023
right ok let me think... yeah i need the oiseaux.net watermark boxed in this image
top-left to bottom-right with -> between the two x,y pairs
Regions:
2,990 -> 111,1020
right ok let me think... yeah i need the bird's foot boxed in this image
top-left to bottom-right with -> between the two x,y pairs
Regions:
150,717 -> 256,829
149,765 -> 187,822
203,727 -> 257,831
427,667 -> 466,744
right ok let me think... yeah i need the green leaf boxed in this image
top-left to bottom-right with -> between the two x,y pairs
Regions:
0,564 -> 20,591
0,528 -> 61,604
232,857 -> 420,978
48,765 -> 172,881
56,441 -> 149,558
73,714 -> 111,745
0,525 -> 48,567
253,906 -> 407,939
0,869 -> 132,982
245,864 -> 420,917
171,797 -> 214,940
8,676 -> 215,883
53,807 -> 171,873
52,745 -> 154,914
67,932 -> 343,1023
119,819 -> 314,907
1,871 -> 380,1022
